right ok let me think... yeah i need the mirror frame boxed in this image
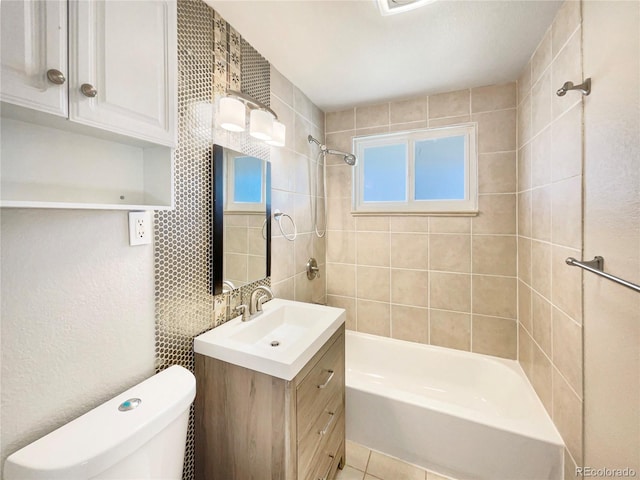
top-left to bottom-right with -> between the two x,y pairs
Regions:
211,144 -> 271,295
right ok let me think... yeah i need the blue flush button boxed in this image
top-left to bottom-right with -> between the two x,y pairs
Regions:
118,398 -> 142,412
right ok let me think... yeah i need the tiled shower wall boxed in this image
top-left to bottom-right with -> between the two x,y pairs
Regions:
516,0 -> 584,475
269,66 -> 327,304
324,85 -> 519,359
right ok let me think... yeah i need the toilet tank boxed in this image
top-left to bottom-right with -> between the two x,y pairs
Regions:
4,365 -> 196,480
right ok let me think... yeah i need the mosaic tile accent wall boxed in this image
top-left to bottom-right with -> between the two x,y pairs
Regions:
153,2 -> 271,478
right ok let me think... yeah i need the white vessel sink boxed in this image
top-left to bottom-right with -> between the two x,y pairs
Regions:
194,298 -> 345,380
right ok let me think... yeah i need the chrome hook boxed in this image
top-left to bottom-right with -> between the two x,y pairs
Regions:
556,78 -> 591,97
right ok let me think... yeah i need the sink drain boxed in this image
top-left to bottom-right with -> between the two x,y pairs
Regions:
270,340 -> 280,347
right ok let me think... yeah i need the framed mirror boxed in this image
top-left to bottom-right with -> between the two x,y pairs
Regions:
212,144 -> 271,295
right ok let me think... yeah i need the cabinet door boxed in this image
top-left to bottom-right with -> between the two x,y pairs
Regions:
0,0 -> 68,116
69,0 -> 177,146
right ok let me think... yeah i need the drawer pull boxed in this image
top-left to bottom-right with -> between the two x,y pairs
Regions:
318,455 -> 334,480
318,411 -> 335,436
317,369 -> 335,389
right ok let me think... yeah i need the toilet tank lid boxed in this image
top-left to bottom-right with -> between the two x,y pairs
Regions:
4,365 -> 195,480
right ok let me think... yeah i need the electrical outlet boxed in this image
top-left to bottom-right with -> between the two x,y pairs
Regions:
128,211 -> 152,246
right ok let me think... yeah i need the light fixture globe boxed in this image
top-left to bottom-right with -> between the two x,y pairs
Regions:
249,109 -> 274,141
219,96 -> 245,132
266,120 -> 286,147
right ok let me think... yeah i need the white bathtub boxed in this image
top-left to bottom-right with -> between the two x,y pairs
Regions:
346,331 -> 564,480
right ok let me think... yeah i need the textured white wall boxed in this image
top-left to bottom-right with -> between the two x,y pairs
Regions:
0,209 -> 155,470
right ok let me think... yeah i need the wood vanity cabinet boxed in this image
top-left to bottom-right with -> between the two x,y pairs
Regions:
195,326 -> 346,480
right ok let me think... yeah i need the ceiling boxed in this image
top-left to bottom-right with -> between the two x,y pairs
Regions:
206,0 -> 562,112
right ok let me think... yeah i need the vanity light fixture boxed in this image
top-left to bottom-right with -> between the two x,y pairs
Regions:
218,89 -> 285,146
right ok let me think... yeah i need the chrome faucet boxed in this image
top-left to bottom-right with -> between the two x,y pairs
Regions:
249,285 -> 274,317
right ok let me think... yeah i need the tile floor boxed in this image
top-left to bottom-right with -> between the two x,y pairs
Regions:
336,440 -> 458,480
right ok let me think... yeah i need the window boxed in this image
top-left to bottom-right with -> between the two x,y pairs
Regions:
225,152 -> 266,212
353,124 -> 477,214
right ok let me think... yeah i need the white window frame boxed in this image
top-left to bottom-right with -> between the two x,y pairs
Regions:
352,124 -> 478,215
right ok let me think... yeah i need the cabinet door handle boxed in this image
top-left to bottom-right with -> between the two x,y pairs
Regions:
317,369 -> 334,389
317,455 -> 334,480
46,69 -> 66,85
80,83 -> 97,98
318,411 -> 335,436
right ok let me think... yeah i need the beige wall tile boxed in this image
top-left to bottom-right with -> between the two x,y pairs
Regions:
356,216 -> 390,232
327,230 -> 356,264
390,97 -> 427,124
531,70 -> 552,138
294,232 -> 314,275
472,275 -> 517,319
428,115 -> 471,128
430,272 -> 471,313
531,342 -> 553,414
532,186 -> 552,242
327,196 -> 356,231
270,147 -> 296,192
271,236 -> 294,282
563,449 -> 580,480
532,291 -> 552,356
270,94 -> 295,151
357,266 -> 390,302
518,94 -> 532,147
390,120 -> 427,132
531,30 -> 552,85
531,240 -> 552,299
551,103 -> 583,182
471,83 -> 517,113
390,233 -> 428,269
429,89 -> 470,119
429,216 -> 470,234
473,109 -> 517,153
391,305 -> 429,343
519,325 -> 534,379
552,307 -> 583,396
326,165 -> 352,199
225,226 -> 247,254
313,233 -> 326,266
553,369 -> 583,464
327,295 -> 356,331
356,103 -> 389,129
391,269 -> 428,307
429,234 -> 471,273
518,190 -> 532,238
472,235 -> 517,276
519,281 -> 533,333
552,0 -> 581,58
325,130 -> 356,165
390,216 -> 430,233
478,152 -> 517,194
357,300 -> 390,336
552,30 -> 582,120
551,176 -> 582,249
272,277 -> 294,301
429,309 -> 471,351
357,232 -> 390,266
551,245 -> 583,323
294,271 -> 313,303
473,194 -> 517,234
270,65 -> 293,107
518,236 -> 532,285
518,144 -> 532,192
356,125 -> 390,137
518,61 -> 532,107
326,109 -> 355,133
472,315 -> 517,359
294,193 -> 313,234
293,86 -> 313,121
294,152 -> 310,195
531,126 -> 552,188
294,113 -> 314,158
326,263 -> 356,297
367,451 -> 425,480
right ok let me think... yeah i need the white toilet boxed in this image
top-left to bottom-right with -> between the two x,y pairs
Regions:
4,365 -> 196,480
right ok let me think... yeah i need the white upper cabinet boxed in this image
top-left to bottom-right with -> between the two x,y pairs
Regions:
0,0 -> 177,148
69,1 -> 177,146
0,0 -> 68,117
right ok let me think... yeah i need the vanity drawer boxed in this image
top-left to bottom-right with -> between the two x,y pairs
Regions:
298,392 -> 344,477
296,333 -> 344,441
304,411 -> 345,480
